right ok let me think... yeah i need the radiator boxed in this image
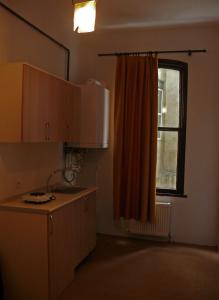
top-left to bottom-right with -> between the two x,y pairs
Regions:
128,202 -> 172,239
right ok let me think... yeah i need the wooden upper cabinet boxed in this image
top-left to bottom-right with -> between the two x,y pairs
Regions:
0,63 -> 24,142
22,64 -> 52,142
0,63 -> 80,143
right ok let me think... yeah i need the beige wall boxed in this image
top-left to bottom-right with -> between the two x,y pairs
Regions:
75,22 -> 219,246
0,0 -> 77,199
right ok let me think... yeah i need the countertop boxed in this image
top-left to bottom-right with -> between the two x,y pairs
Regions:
0,186 -> 97,215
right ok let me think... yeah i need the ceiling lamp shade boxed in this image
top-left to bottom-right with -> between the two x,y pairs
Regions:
73,0 -> 96,33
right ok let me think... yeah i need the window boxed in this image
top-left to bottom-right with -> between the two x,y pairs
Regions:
156,59 -> 188,196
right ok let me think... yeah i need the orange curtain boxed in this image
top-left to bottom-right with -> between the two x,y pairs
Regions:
114,55 -> 158,223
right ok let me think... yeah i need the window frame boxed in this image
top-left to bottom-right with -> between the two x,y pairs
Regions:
157,87 -> 164,140
156,59 -> 188,197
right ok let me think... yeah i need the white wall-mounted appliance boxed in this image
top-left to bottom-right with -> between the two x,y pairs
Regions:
69,80 -> 110,149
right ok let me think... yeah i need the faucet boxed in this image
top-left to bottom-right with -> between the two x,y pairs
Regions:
46,165 -> 80,193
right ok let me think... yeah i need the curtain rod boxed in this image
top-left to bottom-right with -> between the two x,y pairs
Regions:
0,1 -> 70,80
98,49 -> 207,57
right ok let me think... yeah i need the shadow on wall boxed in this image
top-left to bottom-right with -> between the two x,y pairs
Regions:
0,6 -> 66,78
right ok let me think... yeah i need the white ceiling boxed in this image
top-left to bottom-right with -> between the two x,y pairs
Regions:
96,0 -> 219,29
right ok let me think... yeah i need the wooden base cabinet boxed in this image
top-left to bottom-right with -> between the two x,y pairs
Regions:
0,192 -> 96,300
80,193 -> 96,261
0,211 -> 50,300
49,200 -> 81,300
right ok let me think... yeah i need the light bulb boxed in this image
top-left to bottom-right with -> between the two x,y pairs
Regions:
73,1 -> 96,33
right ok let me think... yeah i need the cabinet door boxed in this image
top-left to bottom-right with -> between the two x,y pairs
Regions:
49,200 -> 80,300
80,193 -> 96,260
0,63 -> 23,142
88,192 -> 96,252
0,211 -> 49,300
22,65 -> 68,142
22,65 -> 51,142
48,76 -> 66,142
62,82 -> 71,141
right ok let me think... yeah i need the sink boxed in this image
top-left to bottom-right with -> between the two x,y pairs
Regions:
51,186 -> 87,194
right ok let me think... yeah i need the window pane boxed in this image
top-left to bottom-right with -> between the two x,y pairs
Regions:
158,89 -> 163,127
158,114 -> 162,127
156,131 -> 178,190
158,69 -> 180,128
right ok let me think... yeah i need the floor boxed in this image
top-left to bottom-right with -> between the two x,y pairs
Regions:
60,235 -> 219,300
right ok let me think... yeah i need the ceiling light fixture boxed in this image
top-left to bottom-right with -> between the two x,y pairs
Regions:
73,0 -> 96,33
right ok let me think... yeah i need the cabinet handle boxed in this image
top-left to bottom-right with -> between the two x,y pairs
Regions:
49,215 -> 54,235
